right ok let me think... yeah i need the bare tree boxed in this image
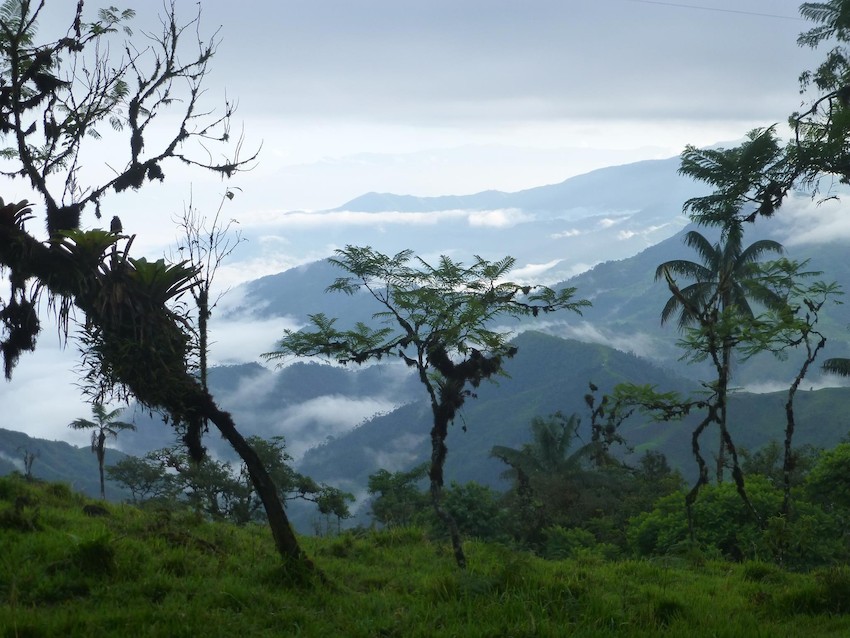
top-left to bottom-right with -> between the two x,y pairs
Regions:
173,188 -> 245,393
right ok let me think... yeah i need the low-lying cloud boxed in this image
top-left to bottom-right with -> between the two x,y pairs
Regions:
208,314 -> 301,365
467,208 -> 534,228
553,320 -> 662,360
0,450 -> 25,472
240,208 -> 468,229
509,259 -> 564,282
773,194 -> 850,247
617,222 -> 675,241
743,376 -> 849,394
276,395 -> 403,457
550,228 -> 582,239
364,432 -> 428,472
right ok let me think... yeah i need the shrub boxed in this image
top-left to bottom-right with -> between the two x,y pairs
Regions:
628,477 -> 844,567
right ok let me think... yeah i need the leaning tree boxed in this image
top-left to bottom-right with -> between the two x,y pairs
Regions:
0,1 -> 308,566
263,245 -> 589,568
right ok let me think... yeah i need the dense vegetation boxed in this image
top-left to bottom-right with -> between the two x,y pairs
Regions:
4,473 -> 850,638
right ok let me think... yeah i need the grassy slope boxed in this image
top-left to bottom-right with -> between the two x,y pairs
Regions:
3,476 -> 850,637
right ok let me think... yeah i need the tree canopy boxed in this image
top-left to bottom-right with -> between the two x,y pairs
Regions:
264,245 -> 589,568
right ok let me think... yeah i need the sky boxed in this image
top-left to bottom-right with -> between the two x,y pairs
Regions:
20,0 -> 819,266
0,0 -> 833,447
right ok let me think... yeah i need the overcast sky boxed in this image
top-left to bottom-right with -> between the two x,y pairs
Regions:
3,0 -> 831,447
23,0 -> 819,247
30,0 -> 815,207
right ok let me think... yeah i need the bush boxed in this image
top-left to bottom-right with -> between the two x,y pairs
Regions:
628,477 -> 844,567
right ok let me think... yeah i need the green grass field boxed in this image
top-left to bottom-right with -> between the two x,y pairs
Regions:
2,474 -> 850,637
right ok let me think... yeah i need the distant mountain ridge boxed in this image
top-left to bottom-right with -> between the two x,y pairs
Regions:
224,153 -> 714,286
335,157 -> 697,214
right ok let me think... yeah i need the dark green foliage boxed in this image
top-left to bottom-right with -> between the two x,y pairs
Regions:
492,414 -> 684,554
741,440 -> 819,488
440,481 -> 507,542
72,533 -> 116,575
107,437 -> 352,528
367,463 -> 429,528
3,474 -> 850,635
105,455 -> 177,504
541,525 -> 620,561
741,560 -> 787,584
778,565 -> 850,615
679,127 -> 793,226
655,223 -> 784,330
804,442 -> 850,511
628,477 -> 846,569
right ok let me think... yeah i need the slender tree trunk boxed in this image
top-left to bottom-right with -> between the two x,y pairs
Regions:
429,407 -> 466,569
783,335 -> 826,519
97,433 -> 106,500
686,409 -> 714,541
198,288 -> 209,393
715,425 -> 726,483
715,342 -> 731,484
716,340 -> 761,528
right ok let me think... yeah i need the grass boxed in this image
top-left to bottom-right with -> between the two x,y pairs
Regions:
2,475 -> 850,637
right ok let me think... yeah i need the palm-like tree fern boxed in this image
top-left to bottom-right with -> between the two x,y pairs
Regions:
69,403 -> 135,499
655,223 -> 784,486
656,223 -> 784,329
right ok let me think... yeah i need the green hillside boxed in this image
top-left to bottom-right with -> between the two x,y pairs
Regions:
298,331 -> 850,500
3,474 -> 850,637
0,428 -> 129,501
297,331 -> 697,492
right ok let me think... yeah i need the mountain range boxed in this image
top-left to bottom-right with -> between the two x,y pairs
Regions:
5,152 -> 850,525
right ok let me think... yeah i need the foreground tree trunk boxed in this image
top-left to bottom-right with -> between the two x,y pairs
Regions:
199,392 -> 306,564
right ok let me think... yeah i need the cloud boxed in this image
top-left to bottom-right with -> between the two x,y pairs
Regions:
551,228 -> 582,239
467,208 -> 534,228
509,259 -> 564,282
617,223 -> 675,241
0,328 -> 92,446
598,217 -> 627,229
743,376 -> 849,394
276,395 -> 403,458
238,209 -> 468,229
773,194 -> 850,246
240,207 -> 539,233
364,432 -> 428,472
208,315 -> 301,365
545,320 -> 661,359
215,367 -> 280,407
0,451 -> 24,472
198,1 -> 812,129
